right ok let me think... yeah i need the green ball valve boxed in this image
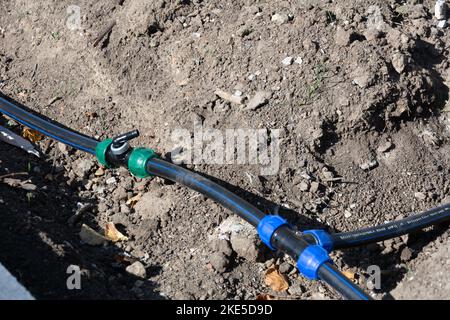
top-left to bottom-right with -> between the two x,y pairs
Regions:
95,138 -> 113,167
127,147 -> 158,178
95,134 -> 157,178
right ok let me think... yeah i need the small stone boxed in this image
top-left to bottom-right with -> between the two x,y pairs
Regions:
230,236 -> 260,261
299,181 -> 310,192
294,57 -> 303,65
126,261 -> 147,278
310,181 -> 320,193
113,186 -> 128,201
79,224 -> 107,246
435,0 -> 447,20
392,53 -> 406,74
377,141 -> 394,153
414,192 -> 427,200
282,56 -> 294,66
344,210 -> 352,218
335,27 -> 351,46
271,13 -> 289,25
264,258 -> 275,268
278,262 -> 293,274
437,19 -> 447,28
322,168 -> 334,180
302,38 -> 318,51
400,247 -> 413,261
359,160 -> 378,171
120,204 -> 131,214
209,239 -> 233,257
363,29 -> 382,41
149,39 -> 159,47
352,67 -> 373,88
106,177 -> 117,184
215,89 -> 244,105
287,282 -> 304,295
209,252 -> 229,273
245,91 -> 271,110
75,159 -> 94,178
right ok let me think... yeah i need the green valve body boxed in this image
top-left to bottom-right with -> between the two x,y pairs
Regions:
95,138 -> 157,178
95,138 -> 113,167
128,147 -> 157,178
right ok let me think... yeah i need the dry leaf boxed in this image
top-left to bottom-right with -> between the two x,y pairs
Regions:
264,266 -> 289,292
105,222 -> 129,242
342,270 -> 356,280
22,127 -> 44,142
126,193 -> 142,208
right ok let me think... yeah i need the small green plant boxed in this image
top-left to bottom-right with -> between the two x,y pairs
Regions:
26,192 -> 35,205
51,31 -> 60,41
306,63 -> 327,100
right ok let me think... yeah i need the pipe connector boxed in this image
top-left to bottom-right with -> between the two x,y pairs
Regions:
128,147 -> 158,178
257,215 -> 290,250
95,138 -> 113,167
303,229 -> 334,252
297,245 -> 331,280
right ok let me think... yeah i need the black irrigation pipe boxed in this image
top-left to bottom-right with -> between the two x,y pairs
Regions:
0,96 -> 97,154
330,202 -> 450,250
1,93 -> 449,300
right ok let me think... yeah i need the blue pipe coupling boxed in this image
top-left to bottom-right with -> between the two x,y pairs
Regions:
303,229 -> 334,252
257,215 -> 290,250
297,245 -> 331,280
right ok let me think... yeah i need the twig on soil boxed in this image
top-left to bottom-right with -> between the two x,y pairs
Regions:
323,177 -> 358,184
0,172 -> 28,180
31,63 -> 38,80
92,20 -> 116,47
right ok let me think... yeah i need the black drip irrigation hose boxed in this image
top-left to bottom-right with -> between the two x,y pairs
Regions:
146,158 -> 265,226
0,96 -> 97,154
330,202 -> 450,250
2,93 -> 450,300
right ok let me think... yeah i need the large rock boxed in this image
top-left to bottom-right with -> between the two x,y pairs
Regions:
209,216 -> 262,261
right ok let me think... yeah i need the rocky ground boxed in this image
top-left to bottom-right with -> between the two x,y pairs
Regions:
0,0 -> 449,299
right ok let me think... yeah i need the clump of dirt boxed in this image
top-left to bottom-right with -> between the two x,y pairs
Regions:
0,0 -> 449,299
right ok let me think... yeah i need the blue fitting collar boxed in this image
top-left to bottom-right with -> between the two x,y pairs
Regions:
303,229 -> 334,252
257,215 -> 289,250
297,245 -> 331,280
